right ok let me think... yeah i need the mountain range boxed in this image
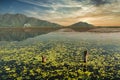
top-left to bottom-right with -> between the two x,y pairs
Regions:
0,13 -> 94,28
0,13 -> 62,28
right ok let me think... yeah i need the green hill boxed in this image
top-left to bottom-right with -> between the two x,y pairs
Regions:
69,22 -> 94,28
68,22 -> 94,31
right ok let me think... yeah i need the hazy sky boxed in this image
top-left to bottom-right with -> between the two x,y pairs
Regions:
0,0 -> 120,26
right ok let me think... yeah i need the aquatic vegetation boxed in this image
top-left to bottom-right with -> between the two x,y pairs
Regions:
0,40 -> 120,80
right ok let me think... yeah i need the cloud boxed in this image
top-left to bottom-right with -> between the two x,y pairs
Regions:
90,0 -> 109,6
88,0 -> 119,6
17,0 -> 120,26
17,0 -> 50,7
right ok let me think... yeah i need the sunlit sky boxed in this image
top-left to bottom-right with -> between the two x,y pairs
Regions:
0,0 -> 120,26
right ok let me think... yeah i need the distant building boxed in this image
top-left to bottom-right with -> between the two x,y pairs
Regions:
24,23 -> 31,27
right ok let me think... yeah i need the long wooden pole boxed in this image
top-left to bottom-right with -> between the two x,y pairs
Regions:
84,50 -> 88,63
42,56 -> 46,63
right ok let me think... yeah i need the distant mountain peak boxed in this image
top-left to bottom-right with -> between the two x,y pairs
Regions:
69,21 -> 94,27
68,21 -> 94,31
